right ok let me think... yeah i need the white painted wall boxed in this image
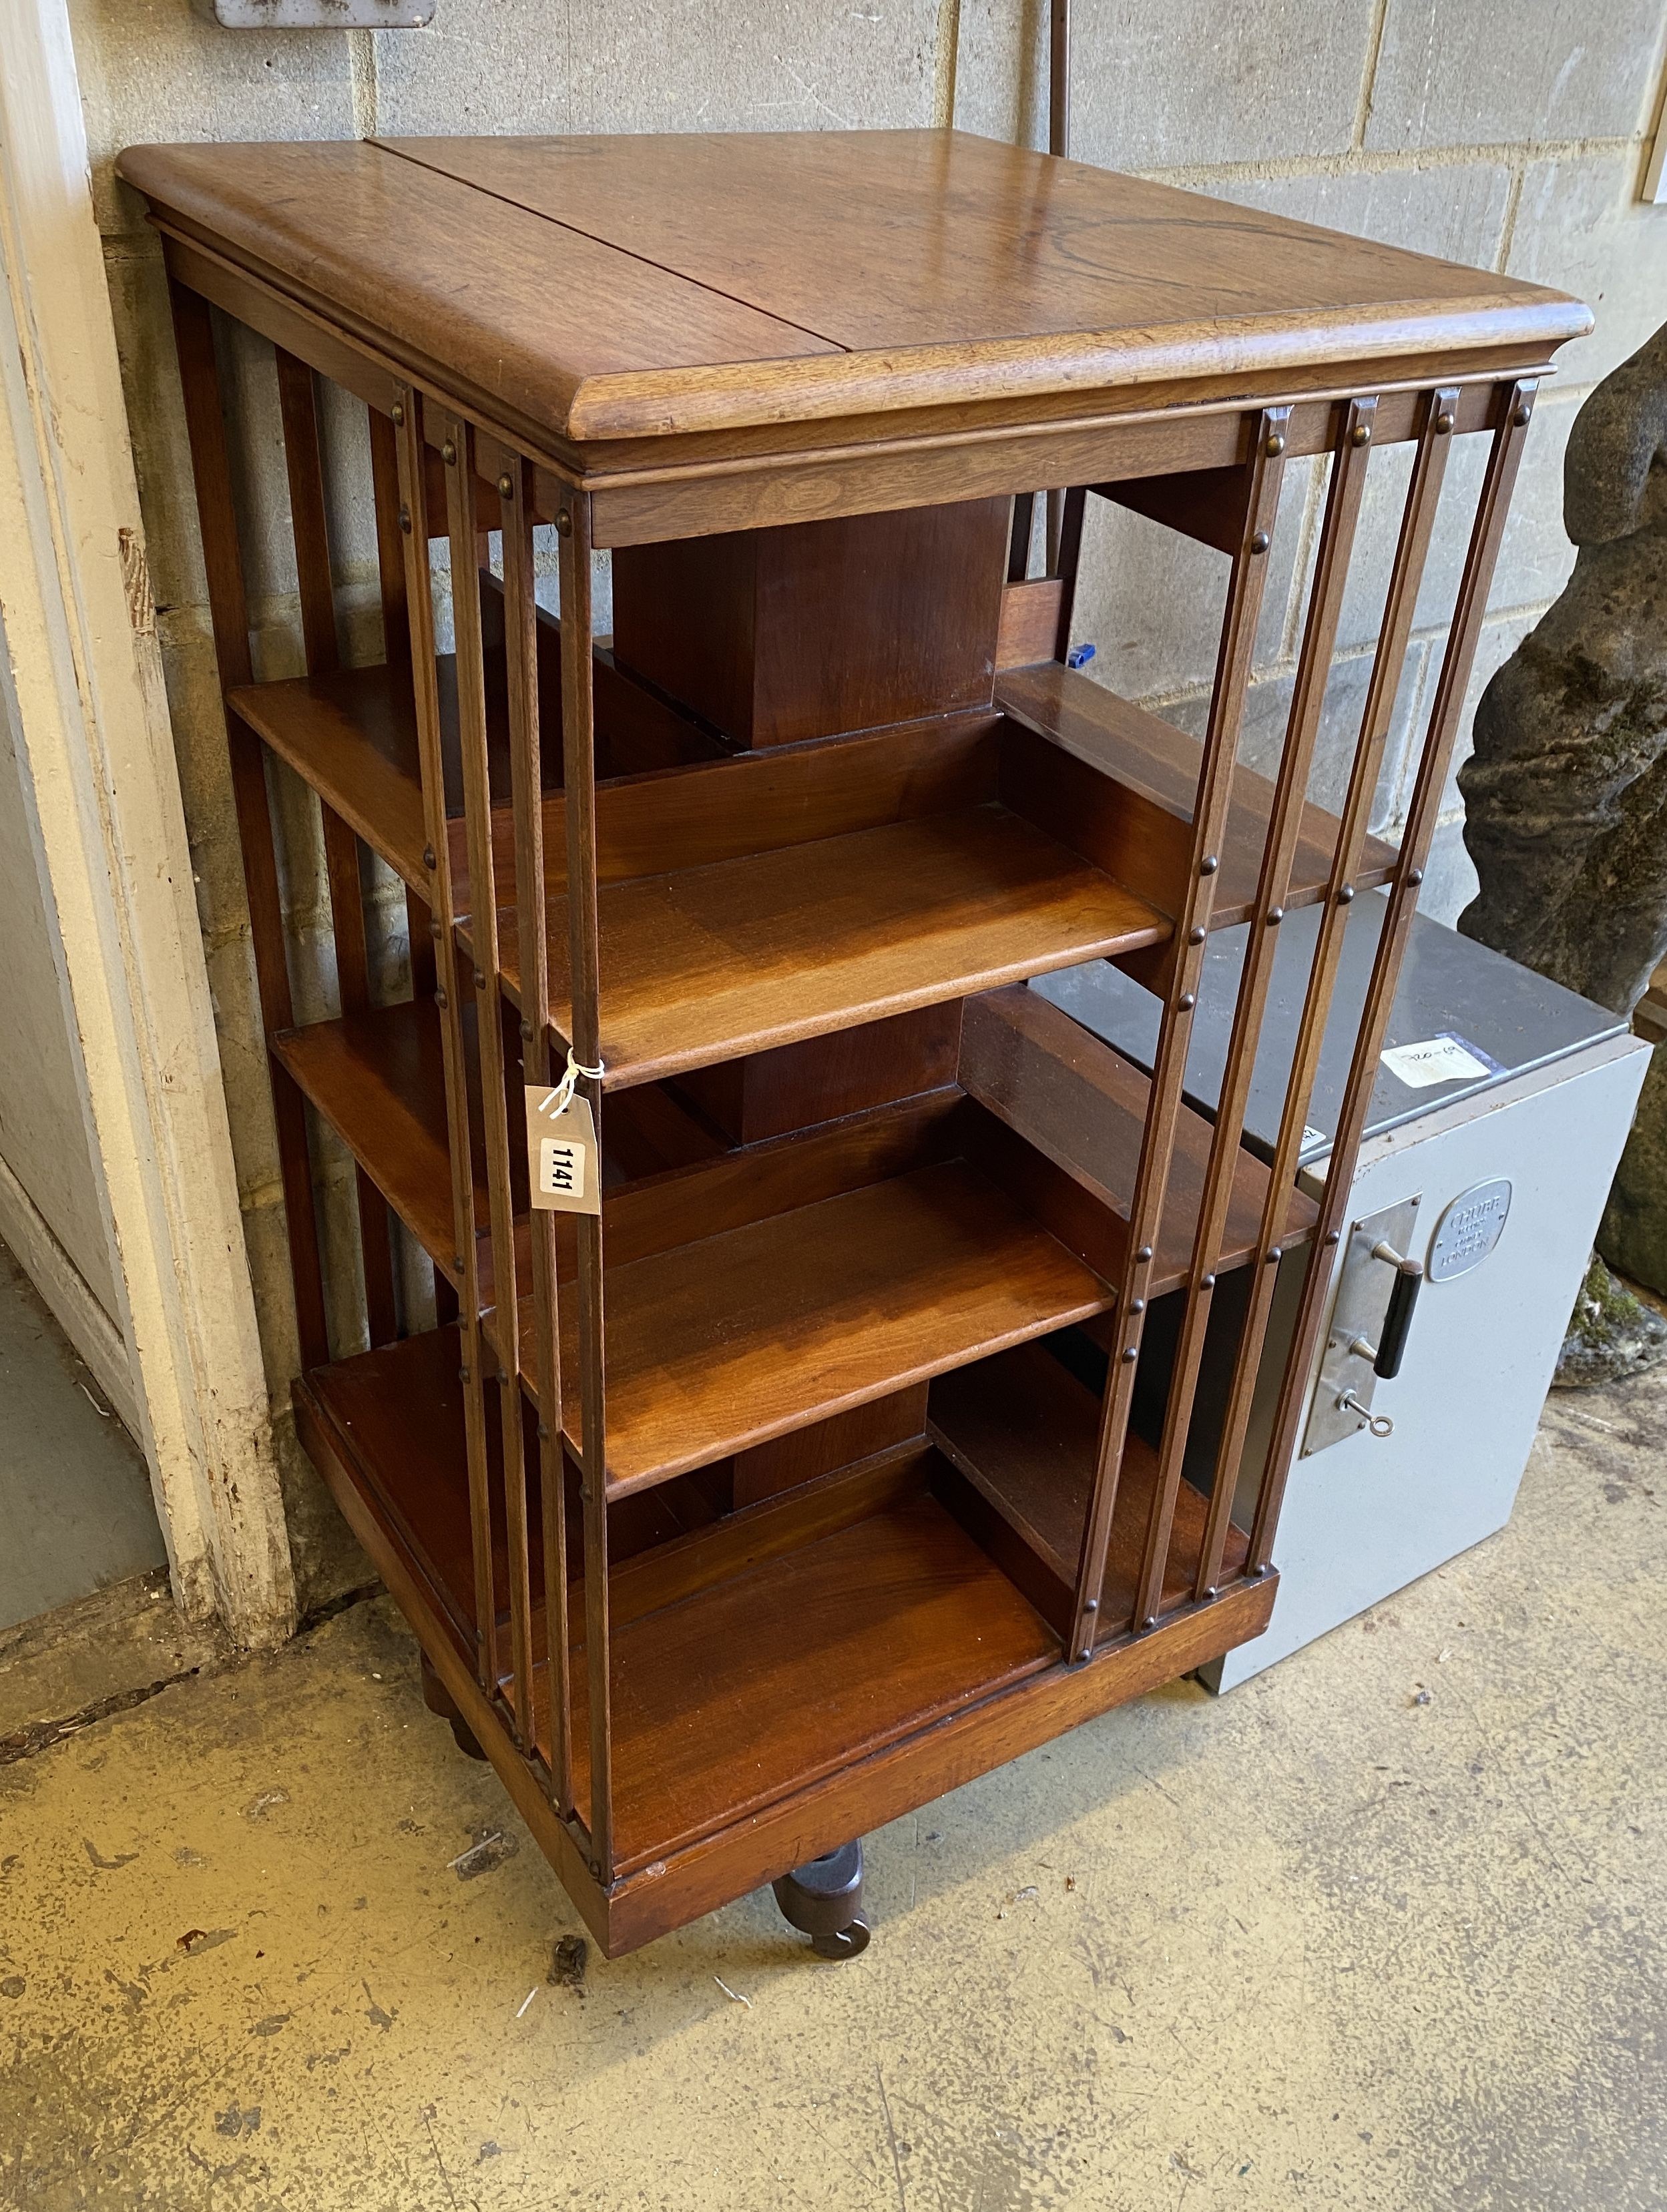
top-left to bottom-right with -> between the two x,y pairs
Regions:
0,0 -> 297,1645
0,603 -> 124,1329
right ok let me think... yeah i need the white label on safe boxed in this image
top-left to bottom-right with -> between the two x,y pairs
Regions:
539,1134 -> 587,1200
1428,1177 -> 1512,1280
1380,1032 -> 1497,1089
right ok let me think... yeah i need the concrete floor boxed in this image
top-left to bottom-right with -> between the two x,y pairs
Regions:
1,1370 -> 1662,2211
0,1238 -> 165,1632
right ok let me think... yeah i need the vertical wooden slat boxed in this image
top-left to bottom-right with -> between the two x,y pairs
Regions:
368,407 -> 411,674
557,489 -> 614,1881
443,417 -> 536,1748
1049,484 -> 1087,658
1049,0 -> 1071,156
501,459 -> 575,1819
1191,384 -> 1463,1601
274,350 -> 341,677
1066,404 -> 1290,1661
1135,397 -> 1376,1626
1007,492 -> 1035,583
1246,380 -> 1537,1573
168,282 -> 330,1370
391,388 -> 499,1688
276,348 -> 399,1348
369,404 -> 437,1008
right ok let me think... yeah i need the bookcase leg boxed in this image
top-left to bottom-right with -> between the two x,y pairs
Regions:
419,1651 -> 488,1763
772,1840 -> 870,1959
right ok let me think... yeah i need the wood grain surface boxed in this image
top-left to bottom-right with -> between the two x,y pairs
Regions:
493,806 -> 1168,1087
508,1157 -> 1112,1494
997,661 -> 1399,923
928,1338 -> 1251,1627
118,131 -> 1586,447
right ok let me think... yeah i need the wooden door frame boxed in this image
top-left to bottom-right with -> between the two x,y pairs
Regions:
0,0 -> 296,1644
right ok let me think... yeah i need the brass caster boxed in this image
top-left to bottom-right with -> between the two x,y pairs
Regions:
772,1840 -> 870,1960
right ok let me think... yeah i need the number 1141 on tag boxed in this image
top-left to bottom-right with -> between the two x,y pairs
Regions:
524,1086 -> 602,1215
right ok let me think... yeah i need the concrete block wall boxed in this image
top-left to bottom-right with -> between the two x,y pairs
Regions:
67,0 -> 1667,1590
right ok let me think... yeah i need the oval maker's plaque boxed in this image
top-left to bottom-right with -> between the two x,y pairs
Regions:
1428,1177 -> 1512,1282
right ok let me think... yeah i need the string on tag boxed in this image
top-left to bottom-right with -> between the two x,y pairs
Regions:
537,1047 -> 605,1120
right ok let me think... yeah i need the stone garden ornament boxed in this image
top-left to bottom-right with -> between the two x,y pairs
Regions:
1459,322 -> 1667,1383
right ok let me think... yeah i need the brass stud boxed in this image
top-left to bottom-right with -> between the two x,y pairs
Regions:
1250,529 -> 1271,554
1325,1229 -> 1341,1246
521,1020 -> 534,1042
429,919 -> 441,940
1122,1346 -> 1138,1363
1513,402 -> 1532,427
473,969 -> 487,991
1265,431 -> 1286,458
556,510 -> 574,537
1178,991 -> 1196,1011
1078,1647 -> 1092,1662
1337,884 -> 1356,904
1142,1615 -> 1158,1632
1204,1585 -> 1218,1601
1266,905 -> 1284,926
1202,1272 -> 1216,1290
1136,1244 -> 1154,1264
399,506 -> 412,535
1188,924 -> 1206,945
1350,421 -> 1372,447
498,472 -> 515,498
1435,410 -> 1455,436
423,844 -> 437,868
435,988 -> 448,1011
442,439 -> 457,466
453,1255 -> 464,1272
391,401 -> 405,428
1084,1597 -> 1099,1613
1407,868 -> 1424,888
1267,1247 -> 1283,1264
1201,854 -> 1220,876
1129,1297 -> 1146,1316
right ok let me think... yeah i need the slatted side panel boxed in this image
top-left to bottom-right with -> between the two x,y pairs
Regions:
1132,395 -> 1375,1627
1192,384 -> 1462,1598
1065,378 -> 1537,1640
1241,382 -> 1537,1570
1067,406 -> 1290,1657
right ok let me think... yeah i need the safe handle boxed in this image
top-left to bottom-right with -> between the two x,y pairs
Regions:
1370,1239 -> 1423,1380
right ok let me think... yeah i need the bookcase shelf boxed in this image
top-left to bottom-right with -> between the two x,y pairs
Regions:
500,1151 -> 1112,1494
493,805 -> 1170,1089
301,1324 -> 1245,1883
130,121 -> 1568,1956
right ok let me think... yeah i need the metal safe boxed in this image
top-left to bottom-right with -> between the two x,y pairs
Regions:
1035,896 -> 1652,1691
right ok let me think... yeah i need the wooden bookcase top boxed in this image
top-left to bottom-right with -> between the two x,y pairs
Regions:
117,129 -> 1588,449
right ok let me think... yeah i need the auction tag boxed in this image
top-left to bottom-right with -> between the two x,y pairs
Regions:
1379,1032 -> 1500,1090
525,1085 -> 600,1215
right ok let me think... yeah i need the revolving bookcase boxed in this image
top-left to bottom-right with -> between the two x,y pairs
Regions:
118,129 -> 1586,1957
